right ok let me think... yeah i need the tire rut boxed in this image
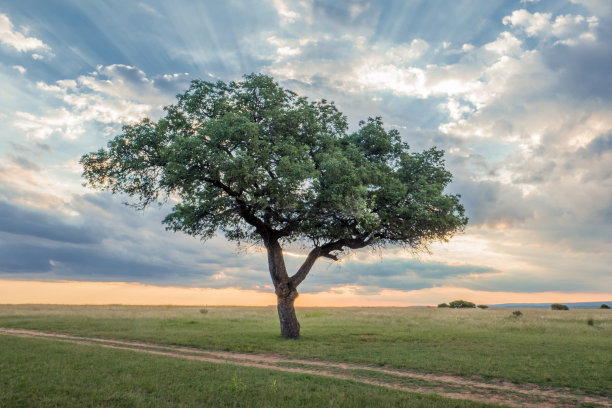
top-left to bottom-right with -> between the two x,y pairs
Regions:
1,328 -> 609,408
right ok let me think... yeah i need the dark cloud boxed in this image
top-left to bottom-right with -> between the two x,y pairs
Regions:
582,132 -> 612,156
511,158 -> 556,184
8,155 -> 42,171
542,17 -> 612,102
449,178 -> 534,227
0,239 -> 205,283
0,201 -> 101,244
36,142 -> 51,152
312,0 -> 375,25
300,257 -> 497,293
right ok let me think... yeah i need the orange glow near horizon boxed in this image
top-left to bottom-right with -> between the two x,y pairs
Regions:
1,280 -> 610,307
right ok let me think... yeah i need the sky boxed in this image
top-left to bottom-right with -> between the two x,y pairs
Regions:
1,0 -> 611,306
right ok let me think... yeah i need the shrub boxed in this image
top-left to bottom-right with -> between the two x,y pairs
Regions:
477,304 -> 488,309
512,310 -> 523,318
551,303 -> 569,310
587,318 -> 594,326
437,303 -> 449,308
448,299 -> 476,308
600,304 -> 610,309
199,308 -> 209,314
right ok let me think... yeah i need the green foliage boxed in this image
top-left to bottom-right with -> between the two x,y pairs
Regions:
551,303 -> 569,310
601,304 -> 610,309
512,310 -> 523,318
477,305 -> 488,309
448,300 -> 476,309
437,303 -> 449,308
587,317 -> 594,326
81,73 -> 467,254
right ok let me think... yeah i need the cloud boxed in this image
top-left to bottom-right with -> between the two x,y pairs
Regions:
272,0 -> 300,24
12,65 -> 26,74
2,1 -> 611,298
0,13 -> 50,53
298,255 -> 499,294
581,132 -> 612,156
12,64 -> 191,140
0,201 -> 100,244
503,9 -> 598,45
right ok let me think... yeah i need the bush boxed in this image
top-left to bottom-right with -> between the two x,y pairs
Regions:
551,303 -> 569,310
437,303 -> 449,308
477,304 -> 488,309
600,304 -> 610,309
448,300 -> 476,309
587,318 -> 594,326
512,310 -> 523,318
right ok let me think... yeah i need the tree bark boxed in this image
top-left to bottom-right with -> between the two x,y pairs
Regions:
264,239 -> 300,339
276,285 -> 300,339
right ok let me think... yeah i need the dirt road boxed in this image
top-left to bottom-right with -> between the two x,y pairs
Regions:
1,327 -> 609,407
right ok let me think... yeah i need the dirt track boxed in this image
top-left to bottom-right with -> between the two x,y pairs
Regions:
1,327 -> 610,408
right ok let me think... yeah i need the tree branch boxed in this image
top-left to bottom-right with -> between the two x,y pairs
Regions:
289,246 -> 322,288
289,236 -> 376,289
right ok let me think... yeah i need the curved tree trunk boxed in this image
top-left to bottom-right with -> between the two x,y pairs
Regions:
265,238 -> 325,339
276,287 -> 300,339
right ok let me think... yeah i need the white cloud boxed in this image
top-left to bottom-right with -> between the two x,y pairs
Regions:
356,64 -> 428,97
14,109 -> 85,140
503,10 -> 552,36
12,64 -> 190,140
385,39 -> 429,62
0,13 -> 50,53
483,31 -> 522,56
267,36 -> 303,61
503,9 -> 598,45
12,65 -> 26,74
272,0 -> 300,24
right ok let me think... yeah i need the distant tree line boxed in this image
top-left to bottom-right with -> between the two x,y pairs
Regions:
437,300 -> 488,309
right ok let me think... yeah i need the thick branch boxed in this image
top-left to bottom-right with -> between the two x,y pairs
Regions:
319,237 -> 375,259
289,247 -> 322,288
289,236 -> 376,289
202,176 -> 270,235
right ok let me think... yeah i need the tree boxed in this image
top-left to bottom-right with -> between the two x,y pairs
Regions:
81,74 -> 467,339
448,299 -> 476,308
601,304 -> 610,309
551,303 -> 569,310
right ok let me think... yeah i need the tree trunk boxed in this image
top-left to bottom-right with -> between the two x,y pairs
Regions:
265,238 -> 302,339
276,287 -> 300,339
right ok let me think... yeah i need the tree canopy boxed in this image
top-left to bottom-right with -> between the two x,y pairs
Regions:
81,74 -> 468,338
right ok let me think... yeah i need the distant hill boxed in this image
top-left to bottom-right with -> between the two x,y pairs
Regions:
489,301 -> 612,309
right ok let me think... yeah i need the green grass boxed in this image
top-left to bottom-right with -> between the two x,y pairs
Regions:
0,335 -> 498,408
1,305 -> 611,395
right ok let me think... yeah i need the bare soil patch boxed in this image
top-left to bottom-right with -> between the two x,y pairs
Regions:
1,328 -> 609,408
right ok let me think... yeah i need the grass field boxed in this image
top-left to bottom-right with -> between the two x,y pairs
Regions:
1,334 -> 501,408
1,305 -> 611,406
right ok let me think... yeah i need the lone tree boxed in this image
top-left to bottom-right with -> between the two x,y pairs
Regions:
81,74 -> 467,339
